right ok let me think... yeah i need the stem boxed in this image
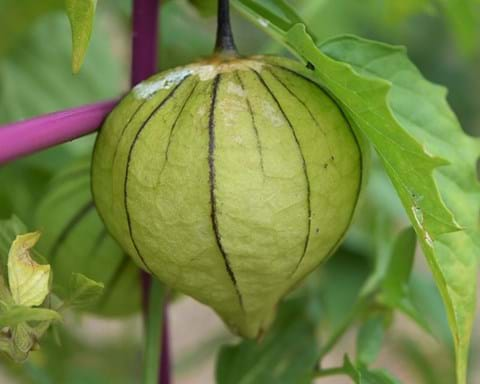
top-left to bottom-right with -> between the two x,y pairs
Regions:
214,0 -> 238,55
313,366 -> 348,379
130,1 -> 170,384
0,100 -> 116,165
131,0 -> 159,85
142,278 -> 166,384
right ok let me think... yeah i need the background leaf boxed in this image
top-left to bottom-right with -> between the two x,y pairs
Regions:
65,0 -> 97,73
62,273 -> 104,309
0,302 -> 60,328
381,227 -> 416,304
356,315 -> 386,366
215,296 -> 319,384
35,159 -> 140,316
344,355 -> 401,384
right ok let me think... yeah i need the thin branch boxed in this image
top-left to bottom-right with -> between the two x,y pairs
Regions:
0,100 -> 117,165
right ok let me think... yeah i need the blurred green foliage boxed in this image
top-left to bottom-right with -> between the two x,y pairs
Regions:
0,0 -> 478,383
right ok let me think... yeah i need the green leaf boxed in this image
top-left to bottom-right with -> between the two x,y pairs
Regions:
35,159 -> 140,316
232,4 -> 479,382
344,355 -> 401,384
0,301 -> 61,328
382,227 -> 416,303
0,0 -> 63,57
436,0 -> 480,56
215,296 -> 319,384
0,216 -> 28,270
356,315 -> 386,366
63,273 -> 104,309
318,35 -> 479,384
286,25 -> 459,236
65,0 -> 97,73
0,14 -> 123,124
188,0 -> 216,16
8,232 -> 51,307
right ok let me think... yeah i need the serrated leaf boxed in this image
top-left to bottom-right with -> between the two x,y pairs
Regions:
215,296 -> 318,384
64,273 -> 104,309
356,315 -> 385,366
8,232 -> 51,307
0,301 -> 61,328
318,35 -> 479,384
65,0 -> 97,73
232,4 -> 479,382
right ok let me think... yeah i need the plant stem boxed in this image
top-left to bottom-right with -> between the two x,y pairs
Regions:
143,278 -> 166,384
313,366 -> 347,379
130,1 -> 170,384
0,100 -> 116,165
131,0 -> 159,86
215,0 -> 238,55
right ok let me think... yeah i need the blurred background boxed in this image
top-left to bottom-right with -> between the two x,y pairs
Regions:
0,0 -> 479,383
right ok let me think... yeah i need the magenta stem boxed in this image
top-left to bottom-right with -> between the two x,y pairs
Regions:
131,0 -> 159,86
0,100 -> 116,165
130,1 -> 169,384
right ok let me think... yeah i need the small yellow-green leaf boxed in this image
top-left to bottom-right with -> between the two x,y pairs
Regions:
7,232 -> 51,307
0,302 -> 61,328
66,0 -> 97,74
64,272 -> 104,309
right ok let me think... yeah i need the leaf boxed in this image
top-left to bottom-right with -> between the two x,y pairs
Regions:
0,301 -> 61,328
231,4 -> 479,382
344,355 -> 401,384
188,0 -> 216,16
356,315 -> 386,366
436,0 -> 480,56
379,227 -> 431,333
64,273 -> 104,309
0,14 -> 123,124
0,216 -> 28,271
0,0 -> 64,57
35,159 -> 140,316
382,227 -> 416,303
215,296 -> 319,384
65,0 -> 97,73
8,232 -> 51,307
318,35 -> 479,384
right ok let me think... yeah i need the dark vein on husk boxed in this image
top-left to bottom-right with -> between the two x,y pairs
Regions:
235,71 -> 265,176
208,74 -> 245,311
157,80 -> 200,182
124,77 -> 190,273
251,69 -> 312,276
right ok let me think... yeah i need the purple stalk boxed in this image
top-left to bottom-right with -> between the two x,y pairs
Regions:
0,100 -> 116,165
130,1 -> 170,384
131,0 -> 159,86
